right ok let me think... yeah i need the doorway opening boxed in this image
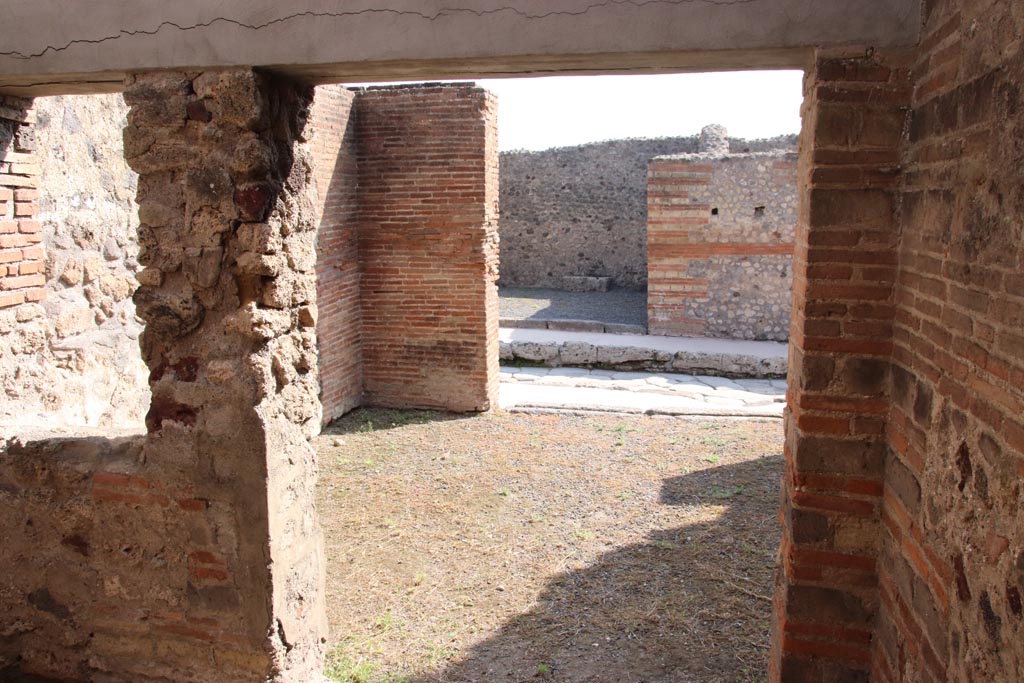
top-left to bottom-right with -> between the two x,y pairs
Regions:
312,70 -> 802,682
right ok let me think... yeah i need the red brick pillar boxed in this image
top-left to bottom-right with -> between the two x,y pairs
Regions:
310,85 -> 363,423
646,161 -> 714,336
770,50 -> 912,682
355,84 -> 499,412
0,97 -> 44,309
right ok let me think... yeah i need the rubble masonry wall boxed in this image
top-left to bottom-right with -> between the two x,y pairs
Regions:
498,134 -> 797,292
0,93 -> 148,429
647,147 -> 797,341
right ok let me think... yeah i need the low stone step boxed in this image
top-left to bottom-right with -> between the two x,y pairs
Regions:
500,318 -> 647,335
499,327 -> 787,379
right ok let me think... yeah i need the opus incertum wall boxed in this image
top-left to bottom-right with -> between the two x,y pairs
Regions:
647,126 -> 797,341
498,133 -> 798,292
0,94 -> 149,428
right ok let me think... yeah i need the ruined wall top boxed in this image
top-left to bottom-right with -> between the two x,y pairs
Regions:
699,124 -> 730,156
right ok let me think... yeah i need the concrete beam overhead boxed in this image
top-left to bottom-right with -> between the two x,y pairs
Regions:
0,0 -> 920,95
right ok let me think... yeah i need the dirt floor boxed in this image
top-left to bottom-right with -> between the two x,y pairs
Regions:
315,409 -> 783,683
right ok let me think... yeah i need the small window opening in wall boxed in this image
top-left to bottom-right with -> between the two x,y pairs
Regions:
753,206 -> 766,217
711,207 -> 719,216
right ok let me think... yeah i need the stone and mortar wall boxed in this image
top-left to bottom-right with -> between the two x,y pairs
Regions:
1,69 -> 328,682
499,134 -> 797,290
647,130 -> 797,341
0,93 -> 149,429
355,84 -> 500,412
771,24 -> 1024,682
875,2 -> 1024,681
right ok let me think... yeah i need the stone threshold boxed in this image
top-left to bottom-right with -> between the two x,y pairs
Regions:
499,326 -> 788,379
499,366 -> 786,417
500,317 -> 647,335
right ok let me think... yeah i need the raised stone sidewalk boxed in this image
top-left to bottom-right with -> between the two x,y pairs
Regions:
499,327 -> 788,378
499,366 -> 787,417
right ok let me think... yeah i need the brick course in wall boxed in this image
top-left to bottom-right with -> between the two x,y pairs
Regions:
354,84 -> 499,412
310,85 -> 363,423
647,149 -> 797,340
770,49 -> 913,683
874,1 -> 1024,680
0,96 -> 44,309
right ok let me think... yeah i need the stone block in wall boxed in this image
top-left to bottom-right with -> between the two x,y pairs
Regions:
562,275 -> 610,292
498,336 -> 785,378
544,318 -> 606,332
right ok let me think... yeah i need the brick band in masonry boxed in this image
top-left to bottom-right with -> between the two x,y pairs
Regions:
647,151 -> 796,341
770,49 -> 912,683
0,96 -> 44,309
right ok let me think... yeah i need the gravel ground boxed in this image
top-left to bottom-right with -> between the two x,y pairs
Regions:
499,287 -> 647,326
316,408 -> 782,683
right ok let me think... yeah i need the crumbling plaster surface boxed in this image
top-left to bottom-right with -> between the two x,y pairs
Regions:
0,0 -> 920,94
0,94 -> 149,429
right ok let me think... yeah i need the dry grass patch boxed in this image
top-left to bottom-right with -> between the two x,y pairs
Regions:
316,409 -> 782,683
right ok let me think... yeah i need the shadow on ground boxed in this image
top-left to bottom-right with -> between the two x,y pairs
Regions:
498,287 -> 648,327
322,408 -> 477,435
397,456 -> 781,683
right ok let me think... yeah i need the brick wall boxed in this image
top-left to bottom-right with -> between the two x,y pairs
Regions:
874,1 -> 1024,680
647,152 -> 796,340
310,85 -> 363,423
772,14 -> 1024,680
499,134 -> 798,290
771,49 -> 912,683
0,96 -> 44,309
354,84 -> 499,412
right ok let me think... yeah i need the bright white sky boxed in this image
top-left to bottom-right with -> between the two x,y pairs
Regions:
478,71 -> 805,151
